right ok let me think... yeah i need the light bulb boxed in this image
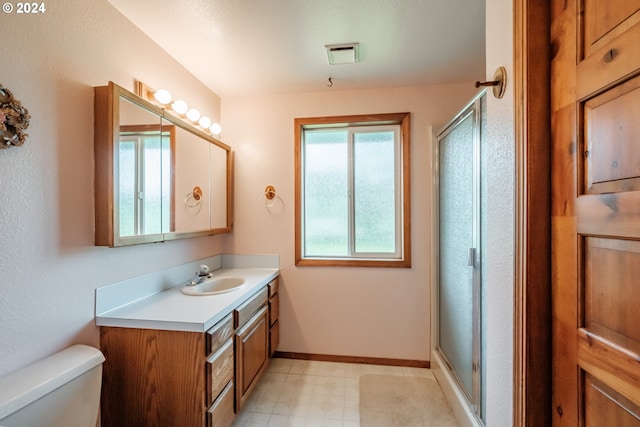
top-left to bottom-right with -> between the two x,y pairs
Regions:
186,108 -> 201,122
153,89 -> 172,105
209,123 -> 222,135
171,100 -> 188,115
198,116 -> 212,129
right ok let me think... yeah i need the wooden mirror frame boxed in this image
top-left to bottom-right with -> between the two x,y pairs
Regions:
94,81 -> 233,247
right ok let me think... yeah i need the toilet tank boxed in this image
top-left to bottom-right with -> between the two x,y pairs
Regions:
0,344 -> 105,427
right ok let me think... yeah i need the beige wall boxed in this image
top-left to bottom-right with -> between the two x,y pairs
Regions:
222,85 -> 476,362
0,0 -> 226,375
0,0 -> 485,378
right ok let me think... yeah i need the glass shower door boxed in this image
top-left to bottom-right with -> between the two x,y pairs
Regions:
437,93 -> 484,418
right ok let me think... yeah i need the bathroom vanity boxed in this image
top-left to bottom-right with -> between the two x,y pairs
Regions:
96,262 -> 279,427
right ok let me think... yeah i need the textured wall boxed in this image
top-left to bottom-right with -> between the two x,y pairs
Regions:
221,84 -> 477,362
0,0 -> 225,376
484,0 -> 516,425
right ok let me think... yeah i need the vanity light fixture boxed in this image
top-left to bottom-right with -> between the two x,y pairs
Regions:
209,123 -> 222,135
153,88 -> 172,105
171,100 -> 188,115
186,108 -> 201,123
198,116 -> 212,129
135,81 -> 222,136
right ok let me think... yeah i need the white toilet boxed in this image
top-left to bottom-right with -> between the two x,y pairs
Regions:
0,344 -> 105,427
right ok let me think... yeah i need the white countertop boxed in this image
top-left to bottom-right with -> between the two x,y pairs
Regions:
96,267 -> 279,333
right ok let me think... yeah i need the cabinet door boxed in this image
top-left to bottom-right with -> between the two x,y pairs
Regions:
235,305 -> 269,411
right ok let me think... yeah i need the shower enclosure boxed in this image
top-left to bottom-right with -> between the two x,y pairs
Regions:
433,91 -> 486,424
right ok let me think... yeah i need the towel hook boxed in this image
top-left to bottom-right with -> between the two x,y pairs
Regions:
475,66 -> 507,99
185,186 -> 203,207
262,185 -> 278,207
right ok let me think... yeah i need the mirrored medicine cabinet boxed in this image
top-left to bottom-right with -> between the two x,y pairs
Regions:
94,81 -> 233,247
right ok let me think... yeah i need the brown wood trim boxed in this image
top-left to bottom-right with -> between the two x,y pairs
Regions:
293,112 -> 410,127
294,112 -> 411,268
274,351 -> 430,369
295,258 -> 411,268
94,84 -> 115,247
577,328 -> 640,408
514,1 -> 552,426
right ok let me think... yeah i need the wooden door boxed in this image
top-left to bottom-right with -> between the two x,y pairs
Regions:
552,1 -> 640,425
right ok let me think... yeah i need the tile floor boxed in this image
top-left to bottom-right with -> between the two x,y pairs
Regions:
232,358 -> 435,427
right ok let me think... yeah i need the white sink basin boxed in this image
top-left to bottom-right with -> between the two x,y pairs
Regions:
181,277 -> 246,296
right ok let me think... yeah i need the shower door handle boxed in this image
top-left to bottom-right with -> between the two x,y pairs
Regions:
468,247 -> 476,268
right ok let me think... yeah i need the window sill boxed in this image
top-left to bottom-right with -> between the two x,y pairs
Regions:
295,258 -> 411,268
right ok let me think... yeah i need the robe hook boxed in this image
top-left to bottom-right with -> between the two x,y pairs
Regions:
475,66 -> 507,99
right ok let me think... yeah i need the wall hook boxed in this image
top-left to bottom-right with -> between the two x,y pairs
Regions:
475,66 -> 507,99
262,185 -> 278,208
185,186 -> 203,207
192,186 -> 202,201
327,77 -> 333,88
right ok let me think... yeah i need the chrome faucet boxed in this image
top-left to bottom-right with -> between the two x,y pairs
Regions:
187,264 -> 213,286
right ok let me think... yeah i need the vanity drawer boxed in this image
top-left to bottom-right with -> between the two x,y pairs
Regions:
269,292 -> 279,326
207,381 -> 235,427
268,277 -> 279,298
206,339 -> 234,404
206,313 -> 234,355
235,288 -> 268,328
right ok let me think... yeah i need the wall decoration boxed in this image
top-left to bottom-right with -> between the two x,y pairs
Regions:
0,85 -> 30,149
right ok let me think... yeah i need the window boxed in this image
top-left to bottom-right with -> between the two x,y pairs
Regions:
295,113 -> 411,267
118,125 -> 174,236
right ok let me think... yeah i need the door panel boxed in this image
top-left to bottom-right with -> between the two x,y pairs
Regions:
584,375 -> 640,426
582,1 -> 640,57
585,238 -> 640,350
553,0 -> 640,425
583,76 -> 640,193
577,3 -> 640,100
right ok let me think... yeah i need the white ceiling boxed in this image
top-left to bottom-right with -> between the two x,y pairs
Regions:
107,0 -> 485,97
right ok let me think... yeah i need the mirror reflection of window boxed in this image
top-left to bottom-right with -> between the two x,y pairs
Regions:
118,125 -> 174,236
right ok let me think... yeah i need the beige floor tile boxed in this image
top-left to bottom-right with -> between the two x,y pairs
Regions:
233,358 -> 441,427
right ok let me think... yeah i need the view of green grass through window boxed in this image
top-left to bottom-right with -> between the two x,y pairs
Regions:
302,126 -> 400,259
295,112 -> 410,267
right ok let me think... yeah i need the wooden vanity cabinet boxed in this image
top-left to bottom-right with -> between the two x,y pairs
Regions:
99,313 -> 235,427
234,288 -> 269,411
268,278 -> 280,356
99,278 -> 280,426
100,327 -> 207,427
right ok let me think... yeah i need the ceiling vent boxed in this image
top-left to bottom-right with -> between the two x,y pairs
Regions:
325,43 -> 359,65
